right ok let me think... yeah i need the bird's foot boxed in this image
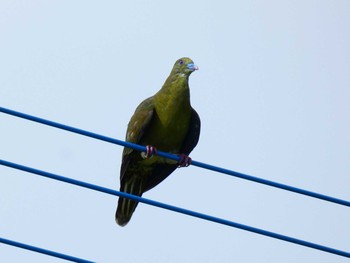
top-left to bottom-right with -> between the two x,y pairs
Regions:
141,145 -> 158,159
177,154 -> 192,167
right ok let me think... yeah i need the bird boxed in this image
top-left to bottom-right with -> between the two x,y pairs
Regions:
115,57 -> 201,226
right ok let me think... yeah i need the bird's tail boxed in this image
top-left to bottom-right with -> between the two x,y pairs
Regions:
115,176 -> 144,226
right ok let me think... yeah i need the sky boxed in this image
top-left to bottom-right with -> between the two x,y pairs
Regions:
1,0 -> 350,262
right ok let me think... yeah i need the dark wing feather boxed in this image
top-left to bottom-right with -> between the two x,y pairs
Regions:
116,97 -> 156,226
180,108 -> 201,154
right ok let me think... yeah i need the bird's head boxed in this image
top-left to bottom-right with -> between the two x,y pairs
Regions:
171,57 -> 199,77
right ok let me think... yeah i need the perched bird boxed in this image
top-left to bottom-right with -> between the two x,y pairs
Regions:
116,57 -> 201,226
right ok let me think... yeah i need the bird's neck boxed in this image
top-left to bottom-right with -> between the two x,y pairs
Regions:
154,74 -> 191,124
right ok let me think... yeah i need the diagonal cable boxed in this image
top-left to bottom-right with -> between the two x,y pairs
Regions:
1,106 -> 349,207
0,236 -> 94,263
1,159 -> 350,259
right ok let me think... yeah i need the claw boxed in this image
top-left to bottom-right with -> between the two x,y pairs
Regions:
178,154 -> 192,167
141,145 -> 158,159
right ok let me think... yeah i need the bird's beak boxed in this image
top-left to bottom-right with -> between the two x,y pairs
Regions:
187,63 -> 199,71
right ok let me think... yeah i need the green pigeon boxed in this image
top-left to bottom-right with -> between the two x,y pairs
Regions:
116,57 -> 201,226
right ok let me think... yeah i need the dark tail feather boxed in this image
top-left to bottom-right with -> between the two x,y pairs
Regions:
115,177 -> 143,226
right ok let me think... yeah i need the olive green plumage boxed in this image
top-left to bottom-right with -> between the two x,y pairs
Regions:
115,57 -> 201,226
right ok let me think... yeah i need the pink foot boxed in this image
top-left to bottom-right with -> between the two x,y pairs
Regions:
178,154 -> 192,167
142,145 -> 158,159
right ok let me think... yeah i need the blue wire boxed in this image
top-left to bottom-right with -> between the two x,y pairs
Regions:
1,106 -> 349,208
1,159 -> 350,259
0,236 -> 94,263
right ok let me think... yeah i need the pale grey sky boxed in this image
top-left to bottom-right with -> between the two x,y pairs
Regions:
1,1 -> 350,262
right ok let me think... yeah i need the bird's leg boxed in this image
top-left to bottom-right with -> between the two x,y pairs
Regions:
141,145 -> 158,159
177,154 -> 192,167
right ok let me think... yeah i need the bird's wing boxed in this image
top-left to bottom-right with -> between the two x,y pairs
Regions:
120,97 -> 155,181
124,97 -> 154,145
180,108 -> 201,155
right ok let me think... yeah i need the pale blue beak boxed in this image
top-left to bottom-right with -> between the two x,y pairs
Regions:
187,63 -> 199,71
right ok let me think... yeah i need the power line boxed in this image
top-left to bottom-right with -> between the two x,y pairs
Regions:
1,159 -> 350,259
1,106 -> 349,208
0,236 -> 94,263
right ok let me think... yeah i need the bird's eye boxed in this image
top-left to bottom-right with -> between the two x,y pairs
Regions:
178,60 -> 184,65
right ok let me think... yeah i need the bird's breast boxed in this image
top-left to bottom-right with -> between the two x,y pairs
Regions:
141,102 -> 191,154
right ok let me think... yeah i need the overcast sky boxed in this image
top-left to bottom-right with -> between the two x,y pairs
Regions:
1,1 -> 350,262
